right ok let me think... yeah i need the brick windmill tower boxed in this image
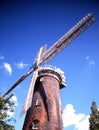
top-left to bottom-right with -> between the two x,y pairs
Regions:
3,13 -> 95,130
22,65 -> 66,130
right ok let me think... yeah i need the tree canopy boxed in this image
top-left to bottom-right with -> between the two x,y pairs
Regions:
0,94 -> 15,130
89,101 -> 99,130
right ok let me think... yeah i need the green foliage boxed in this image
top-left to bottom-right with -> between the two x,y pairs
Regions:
0,94 -> 15,130
89,101 -> 99,130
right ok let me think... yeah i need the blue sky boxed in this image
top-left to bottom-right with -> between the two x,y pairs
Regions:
0,0 -> 99,130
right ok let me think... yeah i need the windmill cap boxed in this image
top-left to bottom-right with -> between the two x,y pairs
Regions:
38,65 -> 66,89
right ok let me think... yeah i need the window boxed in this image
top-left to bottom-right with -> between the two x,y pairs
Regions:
32,119 -> 39,130
36,99 -> 42,106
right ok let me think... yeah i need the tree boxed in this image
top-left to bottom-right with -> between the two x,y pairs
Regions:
0,93 -> 15,130
89,101 -> 99,130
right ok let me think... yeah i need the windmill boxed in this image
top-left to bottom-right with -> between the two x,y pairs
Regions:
2,13 -> 95,130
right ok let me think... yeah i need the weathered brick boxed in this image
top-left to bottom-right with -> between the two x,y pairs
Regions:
22,67 -> 66,130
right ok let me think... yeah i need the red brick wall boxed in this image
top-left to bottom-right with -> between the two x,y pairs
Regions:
22,75 -> 63,130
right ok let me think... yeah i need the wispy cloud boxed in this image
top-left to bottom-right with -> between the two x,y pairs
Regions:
14,62 -> 28,69
0,55 -> 4,60
88,60 -> 95,66
3,62 -> 12,75
86,56 -> 90,60
63,104 -> 89,130
86,56 -> 95,68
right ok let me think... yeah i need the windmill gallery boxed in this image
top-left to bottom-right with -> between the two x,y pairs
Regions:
2,13 -> 95,130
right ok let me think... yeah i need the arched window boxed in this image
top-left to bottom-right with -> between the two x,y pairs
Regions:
35,99 -> 42,106
32,119 -> 39,129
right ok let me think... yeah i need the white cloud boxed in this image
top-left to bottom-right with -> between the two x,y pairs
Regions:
75,115 -> 90,130
6,109 -> 14,117
6,95 -> 18,117
63,104 -> 89,130
10,94 -> 18,107
3,62 -> 12,75
14,62 -> 28,69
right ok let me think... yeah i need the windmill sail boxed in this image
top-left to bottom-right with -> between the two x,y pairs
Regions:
20,45 -> 46,115
2,45 -> 46,98
2,13 -> 95,99
2,68 -> 35,97
34,44 -> 47,66
20,70 -> 38,116
44,13 -> 95,62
